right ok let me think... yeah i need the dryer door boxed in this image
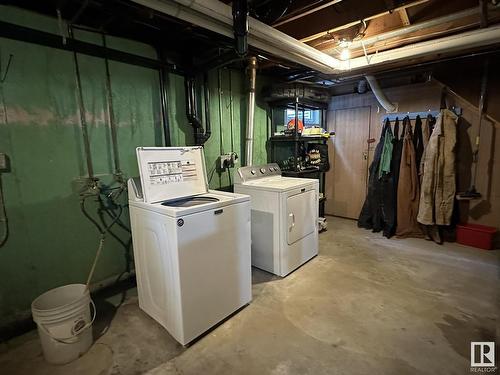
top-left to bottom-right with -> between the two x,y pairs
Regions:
286,189 -> 317,245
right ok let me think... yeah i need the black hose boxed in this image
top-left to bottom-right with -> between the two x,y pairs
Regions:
80,197 -> 104,234
105,208 -> 131,233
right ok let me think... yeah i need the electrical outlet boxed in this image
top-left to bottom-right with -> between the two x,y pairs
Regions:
0,153 -> 10,172
219,153 -> 238,170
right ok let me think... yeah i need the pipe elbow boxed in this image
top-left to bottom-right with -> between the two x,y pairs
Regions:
365,75 -> 397,113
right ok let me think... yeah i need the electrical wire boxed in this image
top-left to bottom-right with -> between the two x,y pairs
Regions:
0,50 -> 13,248
69,25 -> 96,182
0,177 -> 8,248
208,159 -> 218,185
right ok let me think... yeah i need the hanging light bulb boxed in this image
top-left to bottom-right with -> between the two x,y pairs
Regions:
340,48 -> 350,60
338,39 -> 351,61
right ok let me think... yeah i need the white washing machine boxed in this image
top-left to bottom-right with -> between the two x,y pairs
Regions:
234,163 -> 319,277
128,146 -> 252,345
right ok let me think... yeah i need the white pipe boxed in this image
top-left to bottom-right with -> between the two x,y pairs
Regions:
346,6 -> 484,52
344,24 -> 500,71
365,75 -> 397,112
130,0 -> 340,73
245,57 -> 257,166
131,0 -> 500,74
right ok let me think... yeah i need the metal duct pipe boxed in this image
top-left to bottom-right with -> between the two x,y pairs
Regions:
245,57 -> 257,166
365,75 -> 397,112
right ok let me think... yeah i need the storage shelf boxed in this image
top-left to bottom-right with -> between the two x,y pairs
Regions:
267,95 -> 328,218
265,97 -> 328,110
269,135 -> 327,143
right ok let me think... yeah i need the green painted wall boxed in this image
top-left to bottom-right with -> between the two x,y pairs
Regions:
0,7 -> 269,329
169,69 -> 269,189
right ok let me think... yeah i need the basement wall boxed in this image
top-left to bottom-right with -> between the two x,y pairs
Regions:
0,6 -> 268,333
326,81 -> 500,230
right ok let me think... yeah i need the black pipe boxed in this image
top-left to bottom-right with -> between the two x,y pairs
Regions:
102,34 -> 122,179
157,48 -> 172,146
158,67 -> 171,146
0,20 -> 181,73
203,73 -> 212,143
232,0 -> 249,56
185,74 -> 211,145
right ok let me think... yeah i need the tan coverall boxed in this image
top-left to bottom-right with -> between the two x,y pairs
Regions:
417,109 -> 458,226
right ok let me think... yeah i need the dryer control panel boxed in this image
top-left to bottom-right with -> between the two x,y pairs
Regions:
235,163 -> 281,183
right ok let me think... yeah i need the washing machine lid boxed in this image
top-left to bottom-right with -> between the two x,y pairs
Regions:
136,146 -> 208,203
240,176 -> 316,192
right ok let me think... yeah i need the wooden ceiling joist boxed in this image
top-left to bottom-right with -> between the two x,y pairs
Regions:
300,0 -> 429,43
272,0 -> 344,27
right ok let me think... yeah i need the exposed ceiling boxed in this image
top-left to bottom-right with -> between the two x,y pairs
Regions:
0,0 -> 243,71
2,0 -> 500,82
231,0 -> 500,62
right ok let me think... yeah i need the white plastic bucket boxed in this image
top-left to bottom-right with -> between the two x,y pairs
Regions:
31,284 -> 96,365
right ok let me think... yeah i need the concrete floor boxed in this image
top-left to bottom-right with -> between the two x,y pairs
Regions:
1,217 -> 498,375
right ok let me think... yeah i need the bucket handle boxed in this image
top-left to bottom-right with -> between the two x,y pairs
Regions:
37,299 -> 96,344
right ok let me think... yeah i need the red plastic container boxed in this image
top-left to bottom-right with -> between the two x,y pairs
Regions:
456,223 -> 497,250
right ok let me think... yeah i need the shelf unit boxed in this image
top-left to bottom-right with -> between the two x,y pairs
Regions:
266,96 -> 329,216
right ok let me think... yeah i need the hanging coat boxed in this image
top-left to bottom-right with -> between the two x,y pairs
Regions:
378,121 -> 394,179
413,115 -> 424,173
417,109 -> 458,226
421,114 -> 435,152
381,118 -> 402,238
396,117 -> 423,238
358,120 -> 391,231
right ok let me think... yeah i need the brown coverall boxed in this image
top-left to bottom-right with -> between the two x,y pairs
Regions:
396,120 -> 423,238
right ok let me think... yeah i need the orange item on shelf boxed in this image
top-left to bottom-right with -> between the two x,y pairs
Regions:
287,118 -> 304,133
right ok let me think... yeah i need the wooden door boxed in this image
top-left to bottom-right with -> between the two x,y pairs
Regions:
326,107 -> 371,219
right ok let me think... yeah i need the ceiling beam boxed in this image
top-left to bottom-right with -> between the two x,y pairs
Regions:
398,8 -> 411,26
321,4 -> 499,55
300,0 -> 429,43
272,0 -> 343,27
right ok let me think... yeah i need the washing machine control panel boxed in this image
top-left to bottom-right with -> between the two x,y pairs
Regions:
236,163 -> 281,182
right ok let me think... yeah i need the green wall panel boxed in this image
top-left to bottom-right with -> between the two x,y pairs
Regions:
0,9 -> 163,327
0,7 -> 269,328
170,68 -> 269,190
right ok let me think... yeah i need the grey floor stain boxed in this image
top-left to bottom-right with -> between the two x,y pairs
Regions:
1,217 -> 499,375
436,313 -> 497,360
